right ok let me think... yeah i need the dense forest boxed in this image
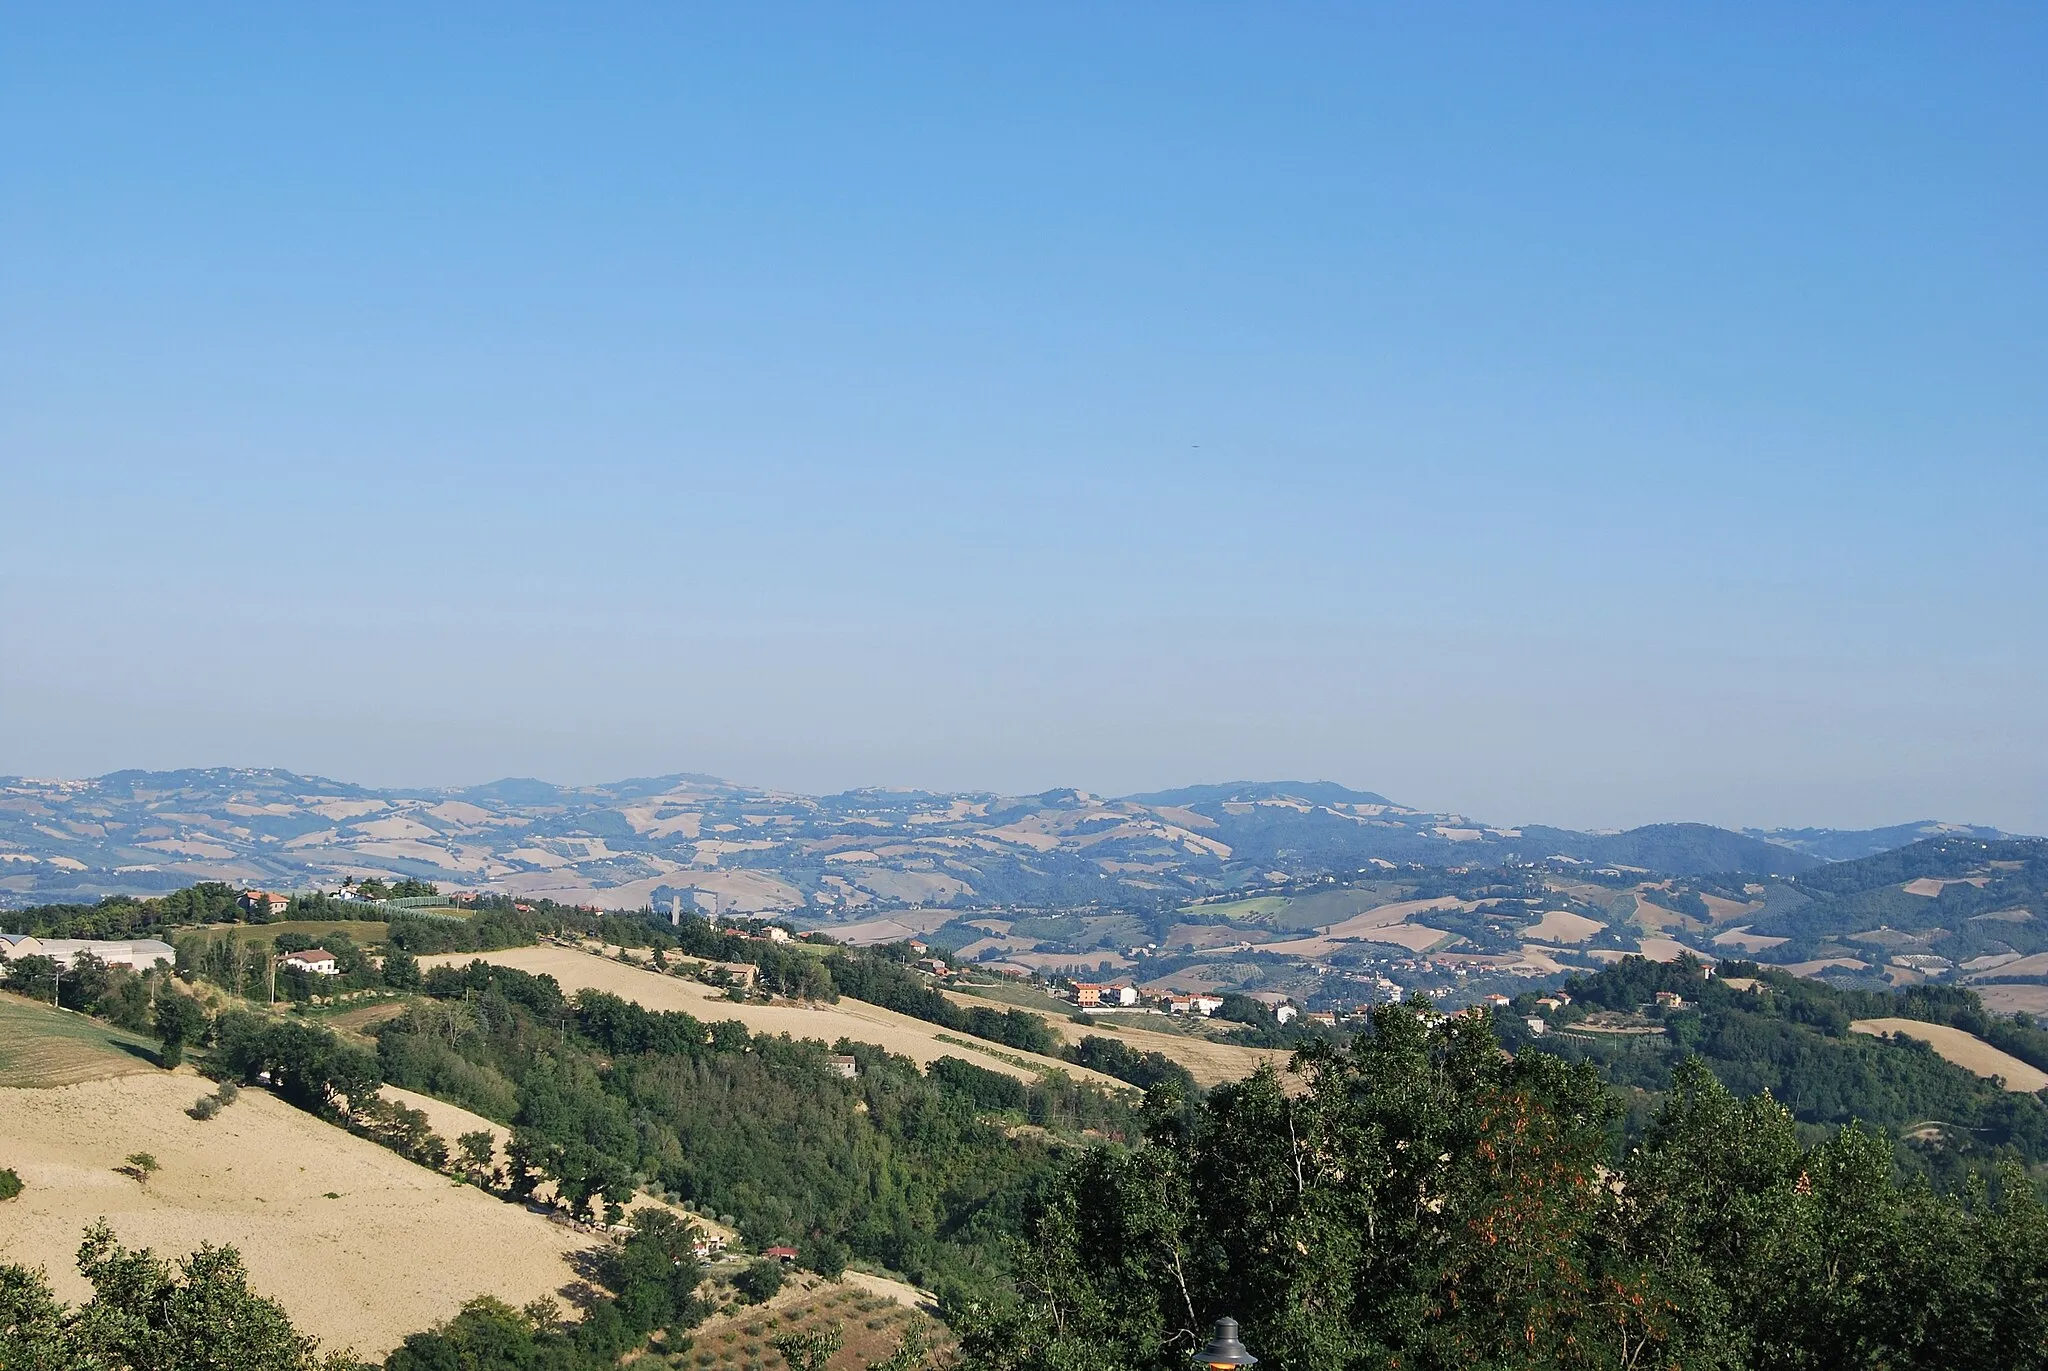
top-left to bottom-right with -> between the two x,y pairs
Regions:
957,1008 -> 2048,1371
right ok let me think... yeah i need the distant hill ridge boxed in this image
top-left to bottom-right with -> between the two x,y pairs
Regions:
0,766 -> 2026,913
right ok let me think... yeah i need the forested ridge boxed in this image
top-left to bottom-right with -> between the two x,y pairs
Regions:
1507,955 -> 2048,1183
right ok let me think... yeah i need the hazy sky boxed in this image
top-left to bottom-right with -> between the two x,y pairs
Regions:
3,5 -> 2043,833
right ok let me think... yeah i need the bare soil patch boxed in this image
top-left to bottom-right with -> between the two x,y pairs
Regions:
1901,876 -> 1991,897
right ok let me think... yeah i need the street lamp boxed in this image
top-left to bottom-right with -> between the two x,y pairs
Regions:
1194,1318 -> 1257,1371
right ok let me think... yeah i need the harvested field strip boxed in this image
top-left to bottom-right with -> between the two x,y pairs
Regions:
1849,1018 -> 2048,1093
417,946 -> 1127,1090
0,993 -> 161,1087
939,987 -> 1290,1089
0,1071 -> 589,1358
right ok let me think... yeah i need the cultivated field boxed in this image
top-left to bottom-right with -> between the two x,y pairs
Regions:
1849,1018 -> 2048,1093
1711,926 -> 1788,952
0,993 -> 161,1087
1253,897 -> 1469,958
0,1070 -> 591,1358
418,946 -> 1127,1090
1976,983 -> 2048,1017
1527,910 -> 1604,944
1965,951 -> 2048,980
686,1270 -> 947,1371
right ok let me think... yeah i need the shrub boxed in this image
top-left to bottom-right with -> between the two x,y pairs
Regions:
215,1079 -> 240,1104
733,1259 -> 784,1304
0,1167 -> 22,1201
189,1094 -> 223,1120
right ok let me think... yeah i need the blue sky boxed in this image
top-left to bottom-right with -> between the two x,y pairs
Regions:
3,4 -> 2043,832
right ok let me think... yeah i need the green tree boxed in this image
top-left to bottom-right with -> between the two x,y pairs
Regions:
733,1259 -> 784,1304
64,1221 -> 364,1369
456,1130 -> 497,1186
153,991 -> 209,1068
774,1324 -> 843,1371
3,954 -> 60,1003
0,1261 -> 72,1369
381,946 -> 422,990
58,952 -> 111,1014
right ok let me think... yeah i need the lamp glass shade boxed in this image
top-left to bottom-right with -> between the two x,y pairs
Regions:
1195,1318 -> 1257,1369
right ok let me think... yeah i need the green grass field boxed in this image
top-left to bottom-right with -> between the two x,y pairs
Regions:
0,992 -> 162,1087
949,980 -> 1079,1015
176,919 -> 391,946
1180,885 -> 1414,932
1179,895 -> 1291,921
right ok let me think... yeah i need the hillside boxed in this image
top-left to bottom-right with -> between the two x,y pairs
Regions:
1727,837 -> 2048,997
2,767 -> 2011,916
1513,956 -> 2048,1179
0,1015 -> 592,1358
416,944 -> 1133,1091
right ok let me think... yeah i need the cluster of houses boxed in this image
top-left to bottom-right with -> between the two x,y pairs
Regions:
1064,981 -> 1319,1022
1068,980 -> 1230,1016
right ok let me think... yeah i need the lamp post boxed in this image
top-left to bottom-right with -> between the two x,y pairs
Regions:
1194,1318 -> 1257,1371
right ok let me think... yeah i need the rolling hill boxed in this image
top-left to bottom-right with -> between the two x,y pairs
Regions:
0,768 -> 2024,918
